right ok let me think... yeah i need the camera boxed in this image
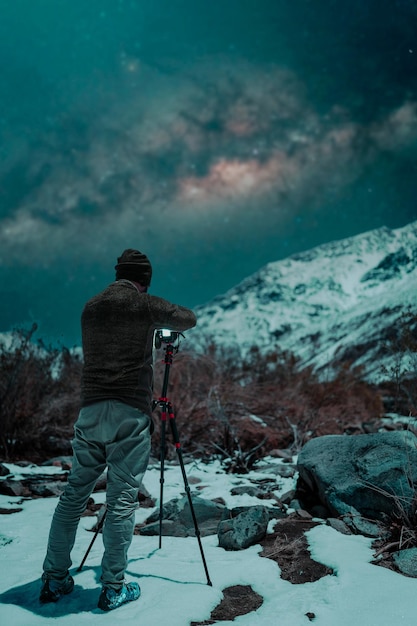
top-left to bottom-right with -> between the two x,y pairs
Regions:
154,328 -> 181,349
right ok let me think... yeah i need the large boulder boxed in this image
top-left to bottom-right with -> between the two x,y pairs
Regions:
296,431 -> 417,521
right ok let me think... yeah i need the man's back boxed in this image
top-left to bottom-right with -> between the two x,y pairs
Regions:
81,280 -> 196,415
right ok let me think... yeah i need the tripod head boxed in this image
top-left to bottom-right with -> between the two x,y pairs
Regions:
154,328 -> 183,350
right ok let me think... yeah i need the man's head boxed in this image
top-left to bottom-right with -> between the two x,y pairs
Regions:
115,249 -> 152,288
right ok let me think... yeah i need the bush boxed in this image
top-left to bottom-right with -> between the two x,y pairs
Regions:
0,325 -> 81,461
151,341 -> 384,470
0,327 -> 389,468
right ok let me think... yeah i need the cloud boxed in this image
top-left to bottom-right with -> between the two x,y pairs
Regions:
370,101 -> 417,151
1,57 -> 417,268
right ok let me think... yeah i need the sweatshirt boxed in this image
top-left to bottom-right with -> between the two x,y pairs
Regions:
80,280 -> 197,415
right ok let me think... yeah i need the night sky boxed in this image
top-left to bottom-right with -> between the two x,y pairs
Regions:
1,0 -> 416,346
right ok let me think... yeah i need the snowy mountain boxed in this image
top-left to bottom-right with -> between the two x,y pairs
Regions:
188,220 -> 417,382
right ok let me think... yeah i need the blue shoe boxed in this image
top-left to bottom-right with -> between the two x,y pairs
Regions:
39,573 -> 74,603
97,582 -> 141,611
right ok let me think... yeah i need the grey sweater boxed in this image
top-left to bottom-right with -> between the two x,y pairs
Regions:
80,280 -> 197,415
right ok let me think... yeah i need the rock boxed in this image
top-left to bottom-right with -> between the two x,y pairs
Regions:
254,462 -> 296,478
392,548 -> 417,577
93,472 -> 107,492
140,519 -> 190,537
289,498 -> 303,511
171,495 -> 224,528
280,489 -> 296,505
28,481 -> 66,497
0,472 -> 68,499
138,485 -> 156,508
310,504 -> 331,519
230,485 -> 264,497
0,507 -> 23,514
342,514 -> 382,538
210,496 -> 227,506
268,449 -> 294,461
41,456 -> 73,470
229,482 -> 280,499
187,475 -> 202,485
223,504 -> 285,523
297,431 -> 417,521
326,518 -> 352,535
0,463 -> 11,477
295,509 -> 313,520
218,505 -> 269,550
272,464 -> 297,479
0,479 -> 29,497
140,495 -> 226,537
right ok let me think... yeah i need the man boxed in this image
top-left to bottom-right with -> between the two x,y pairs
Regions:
40,249 -> 197,611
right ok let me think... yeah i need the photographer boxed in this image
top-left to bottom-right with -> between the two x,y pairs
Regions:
40,248 -> 196,611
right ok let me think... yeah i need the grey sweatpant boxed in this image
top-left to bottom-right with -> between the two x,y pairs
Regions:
42,400 -> 151,590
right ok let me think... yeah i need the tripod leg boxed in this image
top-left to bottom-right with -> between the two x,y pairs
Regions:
77,504 -> 107,571
168,404 -> 212,586
159,407 -> 167,550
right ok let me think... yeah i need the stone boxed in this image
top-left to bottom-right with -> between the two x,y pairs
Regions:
0,463 -> 11,477
140,495 -> 226,537
230,485 -> 265,497
342,514 -> 382,538
392,548 -> 417,577
28,481 -> 66,497
326,518 -> 352,535
280,489 -> 296,505
310,504 -> 331,519
0,479 -> 28,497
218,505 -> 269,550
254,462 -> 296,478
297,431 -> 417,521
41,456 -> 73,470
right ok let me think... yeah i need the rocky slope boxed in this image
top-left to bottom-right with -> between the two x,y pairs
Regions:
188,220 -> 417,382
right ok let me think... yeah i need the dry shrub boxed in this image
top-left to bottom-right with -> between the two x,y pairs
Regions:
0,326 -> 81,461
152,342 -> 384,469
0,325 -> 394,467
37,347 -> 83,456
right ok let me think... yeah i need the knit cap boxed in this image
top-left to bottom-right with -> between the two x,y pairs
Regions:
115,249 -> 152,286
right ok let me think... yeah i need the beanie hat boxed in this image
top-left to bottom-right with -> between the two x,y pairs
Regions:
115,249 -> 152,286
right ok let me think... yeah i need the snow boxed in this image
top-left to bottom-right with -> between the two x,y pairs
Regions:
188,220 -> 417,382
0,457 -> 415,625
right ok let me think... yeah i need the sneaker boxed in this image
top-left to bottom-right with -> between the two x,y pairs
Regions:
39,573 -> 74,603
97,582 -> 141,611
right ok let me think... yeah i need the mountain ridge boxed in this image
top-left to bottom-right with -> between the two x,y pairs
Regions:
188,220 -> 417,382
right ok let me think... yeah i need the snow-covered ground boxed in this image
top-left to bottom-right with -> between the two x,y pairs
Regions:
0,457 -> 415,625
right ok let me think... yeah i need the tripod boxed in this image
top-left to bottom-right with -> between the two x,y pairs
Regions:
78,330 -> 212,587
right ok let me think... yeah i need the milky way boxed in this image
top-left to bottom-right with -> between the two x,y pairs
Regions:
0,0 -> 416,344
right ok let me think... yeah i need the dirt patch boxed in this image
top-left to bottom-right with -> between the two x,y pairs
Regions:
190,585 -> 263,625
191,513 -> 332,624
259,513 -> 334,584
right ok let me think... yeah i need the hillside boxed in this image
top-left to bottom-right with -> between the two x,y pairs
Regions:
189,220 -> 417,381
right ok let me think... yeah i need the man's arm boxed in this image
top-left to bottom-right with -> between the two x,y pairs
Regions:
147,294 -> 197,331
